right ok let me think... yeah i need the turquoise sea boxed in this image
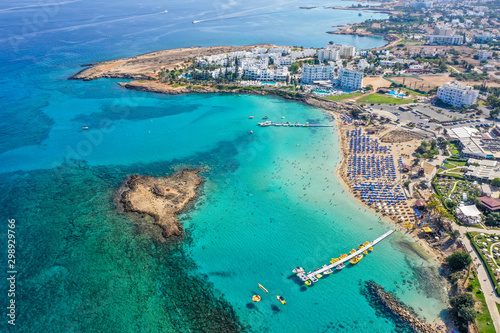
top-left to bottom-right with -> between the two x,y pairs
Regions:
0,0 -> 449,332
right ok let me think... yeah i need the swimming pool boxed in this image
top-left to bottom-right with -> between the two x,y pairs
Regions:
261,81 -> 276,85
387,90 -> 406,98
313,90 -> 333,94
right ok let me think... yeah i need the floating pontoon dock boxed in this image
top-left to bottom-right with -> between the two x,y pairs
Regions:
258,121 -> 334,127
293,230 -> 394,284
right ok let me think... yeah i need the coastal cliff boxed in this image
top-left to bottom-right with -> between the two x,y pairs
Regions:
117,169 -> 203,242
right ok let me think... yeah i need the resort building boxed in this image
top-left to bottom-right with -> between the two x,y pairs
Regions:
319,44 -> 356,60
357,59 -> 370,71
428,26 -> 463,45
429,34 -> 463,45
456,205 -> 482,224
380,60 -> 395,66
410,1 -> 434,8
318,48 -> 340,61
477,50 -> 493,60
480,196 -> 500,212
339,45 -> 356,59
475,33 -> 498,42
447,127 -> 500,161
436,81 -> 479,107
301,65 -> 335,84
338,68 -> 363,90
407,64 -> 423,71
464,158 -> 500,180
290,49 -> 316,60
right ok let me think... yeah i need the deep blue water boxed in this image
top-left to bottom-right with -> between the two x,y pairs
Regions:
0,1 -> 449,332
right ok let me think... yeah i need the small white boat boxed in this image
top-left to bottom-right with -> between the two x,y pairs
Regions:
82,126 -> 89,130
192,20 -> 200,24
336,263 -> 345,271
292,267 -> 305,274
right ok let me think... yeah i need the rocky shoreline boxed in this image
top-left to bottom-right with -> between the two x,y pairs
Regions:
117,80 -> 357,113
327,28 -> 400,50
117,169 -> 203,242
362,280 -> 444,333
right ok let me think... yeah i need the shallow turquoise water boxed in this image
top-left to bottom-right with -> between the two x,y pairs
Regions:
0,0 -> 449,331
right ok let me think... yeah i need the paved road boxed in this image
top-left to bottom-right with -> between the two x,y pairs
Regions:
456,226 -> 500,331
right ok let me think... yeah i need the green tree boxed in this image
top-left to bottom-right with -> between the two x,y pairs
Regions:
450,293 -> 476,322
450,293 -> 475,309
490,108 -> 500,120
457,306 -> 477,322
491,178 -> 500,187
446,251 -> 472,270
444,200 -> 457,211
289,62 -> 300,73
486,212 -> 500,226
450,230 -> 461,239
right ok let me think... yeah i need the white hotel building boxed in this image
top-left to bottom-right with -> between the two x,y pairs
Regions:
437,81 -> 479,107
338,68 -> 363,90
301,65 -> 335,84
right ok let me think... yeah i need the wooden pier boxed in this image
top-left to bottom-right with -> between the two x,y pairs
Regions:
293,230 -> 394,284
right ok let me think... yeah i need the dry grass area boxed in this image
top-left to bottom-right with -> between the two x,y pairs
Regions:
364,76 -> 392,90
388,75 -> 444,92
389,74 -> 500,91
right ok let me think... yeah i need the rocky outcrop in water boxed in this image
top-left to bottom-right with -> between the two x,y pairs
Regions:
118,169 -> 202,242
362,280 -> 441,333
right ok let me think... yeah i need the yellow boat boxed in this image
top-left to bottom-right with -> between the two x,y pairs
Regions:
305,280 -> 312,286
349,249 -> 356,254
363,241 -> 370,246
350,254 -> 363,265
330,258 -> 339,264
369,247 -> 373,252
339,254 -> 348,259
316,273 -> 322,279
363,250 -> 368,255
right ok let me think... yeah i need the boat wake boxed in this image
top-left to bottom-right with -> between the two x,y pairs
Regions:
191,2 -> 293,24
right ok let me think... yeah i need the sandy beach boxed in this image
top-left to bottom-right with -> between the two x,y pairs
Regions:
331,115 -> 450,264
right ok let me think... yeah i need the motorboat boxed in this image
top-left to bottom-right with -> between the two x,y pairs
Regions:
350,254 -> 363,265
293,267 -> 305,274
277,295 -> 286,305
336,263 -> 345,270
305,280 -> 312,286
82,126 -> 89,130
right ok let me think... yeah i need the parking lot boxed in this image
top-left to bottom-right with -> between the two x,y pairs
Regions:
366,103 -> 497,132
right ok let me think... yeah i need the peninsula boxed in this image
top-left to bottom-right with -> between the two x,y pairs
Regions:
118,169 -> 203,242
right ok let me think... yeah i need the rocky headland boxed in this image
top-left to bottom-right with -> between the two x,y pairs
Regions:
69,44 -> 277,81
117,169 -> 203,242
